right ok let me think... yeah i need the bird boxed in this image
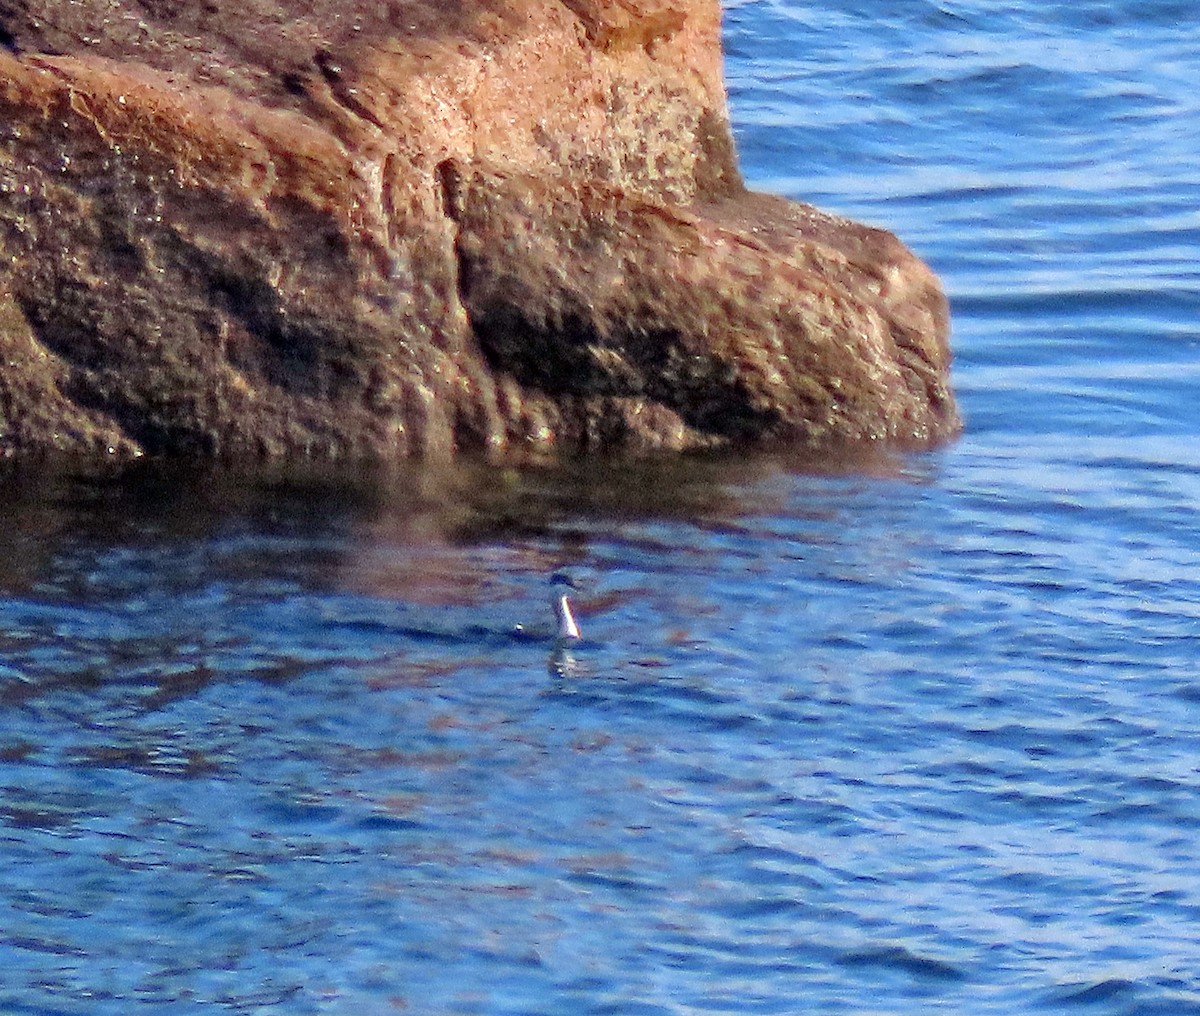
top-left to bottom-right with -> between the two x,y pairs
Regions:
549,571 -> 581,642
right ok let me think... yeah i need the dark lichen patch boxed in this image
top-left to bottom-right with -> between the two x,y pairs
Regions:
0,19 -> 20,55
470,305 -> 775,442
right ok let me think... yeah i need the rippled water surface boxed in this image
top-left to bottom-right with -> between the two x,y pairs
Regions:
4,2 -> 1200,1013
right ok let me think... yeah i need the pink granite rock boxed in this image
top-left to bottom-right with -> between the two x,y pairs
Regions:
0,0 -> 959,460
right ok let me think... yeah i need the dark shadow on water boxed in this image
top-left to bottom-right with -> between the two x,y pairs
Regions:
0,442 -> 935,591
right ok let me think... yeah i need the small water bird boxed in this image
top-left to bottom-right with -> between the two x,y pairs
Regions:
550,571 -> 581,642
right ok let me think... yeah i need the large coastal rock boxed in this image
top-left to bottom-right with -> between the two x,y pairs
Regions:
0,0 -> 959,461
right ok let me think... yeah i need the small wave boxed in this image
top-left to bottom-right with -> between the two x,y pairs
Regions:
837,944 -> 967,982
1042,977 -> 1139,1007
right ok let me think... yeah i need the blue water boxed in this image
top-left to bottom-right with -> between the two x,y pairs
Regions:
3,2 -> 1200,1013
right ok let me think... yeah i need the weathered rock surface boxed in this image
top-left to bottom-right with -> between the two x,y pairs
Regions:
0,0 -> 960,461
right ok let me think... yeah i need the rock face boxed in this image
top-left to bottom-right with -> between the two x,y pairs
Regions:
0,0 -> 960,461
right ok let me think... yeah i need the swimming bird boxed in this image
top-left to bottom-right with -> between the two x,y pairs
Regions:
550,571 -> 581,642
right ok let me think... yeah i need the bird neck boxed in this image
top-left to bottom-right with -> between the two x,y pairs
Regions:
554,593 -> 580,640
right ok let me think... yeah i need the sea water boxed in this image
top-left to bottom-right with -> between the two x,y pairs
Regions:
2,2 -> 1200,1013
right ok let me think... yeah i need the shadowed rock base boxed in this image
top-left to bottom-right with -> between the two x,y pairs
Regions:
0,0 -> 959,462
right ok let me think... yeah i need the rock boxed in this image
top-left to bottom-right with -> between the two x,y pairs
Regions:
0,0 -> 960,461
